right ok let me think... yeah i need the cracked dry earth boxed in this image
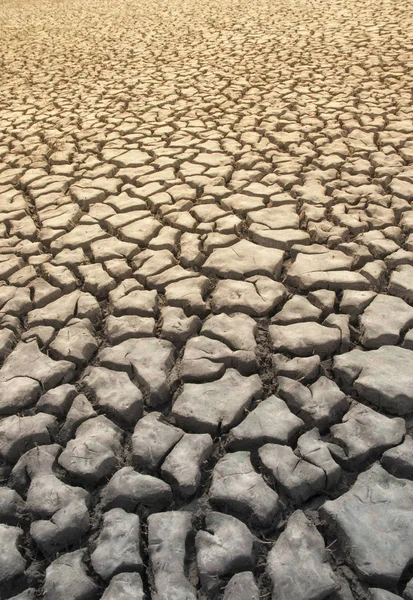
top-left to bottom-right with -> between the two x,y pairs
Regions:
1,0 -> 413,600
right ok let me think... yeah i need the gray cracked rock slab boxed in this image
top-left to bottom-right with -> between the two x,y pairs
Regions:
105,314 -> 156,343
0,285 -> 31,316
324,313 -> 351,353
273,354 -> 321,382
221,193 -> 265,215
120,215 -> 162,245
267,510 -> 338,600
165,276 -> 210,316
210,451 -> 280,526
58,416 -> 123,485
297,429 -> 342,489
0,340 -> 75,390
90,508 -> 142,580
0,377 -> 41,416
246,205 -> 299,230
171,368 -> 263,434
30,278 -> 60,309
334,346 -> 413,415
196,512 -> 254,595
222,572 -> 260,600
0,413 -> 58,463
132,412 -> 184,471
160,306 -> 201,345
110,287 -> 158,318
270,322 -> 341,358
286,249 -> 369,290
320,463 -> 413,585
340,290 -> 377,320
147,265 -> 199,293
99,337 -> 176,407
37,384 -> 77,418
259,443 -> 326,504
307,289 -> 336,316
147,511 -> 197,600
21,325 -> 55,348
101,466 -> 172,513
0,524 -> 25,583
133,248 -> 178,281
27,290 -> 100,328
161,432 -> 213,498
0,328 -> 17,364
43,548 -> 99,600
277,376 -> 349,432
49,318 -> 98,366
201,312 -> 257,351
10,444 -> 62,493
30,498 -> 90,556
82,366 -> 143,425
227,395 -> 304,450
100,573 -> 145,600
359,294 -> 413,349
25,471 -> 90,520
181,335 -> 257,382
0,487 -> 26,526
203,239 -> 284,280
0,285 -> 31,317
330,403 -> 405,469
273,295 -> 322,324
211,276 -> 286,317
382,436 -> 413,479
59,394 -> 97,444
389,265 -> 413,303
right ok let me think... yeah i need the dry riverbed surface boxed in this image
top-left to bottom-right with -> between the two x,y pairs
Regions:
0,0 -> 413,598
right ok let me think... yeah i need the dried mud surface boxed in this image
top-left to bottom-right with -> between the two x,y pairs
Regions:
0,0 -> 413,598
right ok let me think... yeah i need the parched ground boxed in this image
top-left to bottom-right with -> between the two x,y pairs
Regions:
0,0 -> 413,598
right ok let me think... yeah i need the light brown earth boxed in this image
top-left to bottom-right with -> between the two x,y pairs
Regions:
0,0 -> 413,598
